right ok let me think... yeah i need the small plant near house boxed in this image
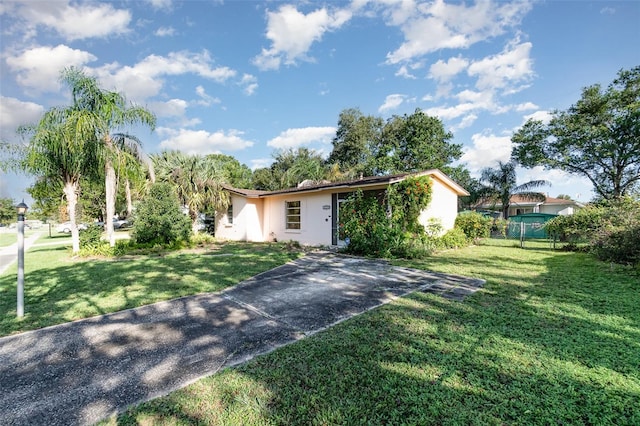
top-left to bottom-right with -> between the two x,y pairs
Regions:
455,211 -> 492,241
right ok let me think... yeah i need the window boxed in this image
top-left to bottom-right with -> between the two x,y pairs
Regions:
226,204 -> 233,224
286,201 -> 301,230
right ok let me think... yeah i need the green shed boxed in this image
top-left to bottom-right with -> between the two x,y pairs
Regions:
507,213 -> 558,239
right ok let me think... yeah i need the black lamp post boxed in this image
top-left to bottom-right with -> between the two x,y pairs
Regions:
16,200 -> 28,317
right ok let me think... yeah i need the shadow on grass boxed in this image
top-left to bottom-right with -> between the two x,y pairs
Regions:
112,246 -> 639,425
0,243 -> 300,336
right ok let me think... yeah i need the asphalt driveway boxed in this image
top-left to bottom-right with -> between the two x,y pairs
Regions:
0,252 -> 484,425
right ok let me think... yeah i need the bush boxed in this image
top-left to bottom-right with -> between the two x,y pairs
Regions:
131,182 -> 192,246
437,227 -> 470,249
455,212 -> 492,240
544,207 -> 605,243
79,225 -> 103,249
592,224 -> 640,265
341,190 -> 400,258
546,197 -> 640,265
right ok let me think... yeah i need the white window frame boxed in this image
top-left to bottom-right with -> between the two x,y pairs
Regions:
285,200 -> 301,230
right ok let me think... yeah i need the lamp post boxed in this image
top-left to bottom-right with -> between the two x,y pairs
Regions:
16,200 -> 28,317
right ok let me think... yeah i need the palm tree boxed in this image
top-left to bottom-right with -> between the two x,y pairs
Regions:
480,161 -> 550,219
61,67 -> 156,247
17,106 -> 101,253
154,151 -> 229,234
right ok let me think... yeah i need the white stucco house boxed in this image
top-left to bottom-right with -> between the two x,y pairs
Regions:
215,169 -> 469,247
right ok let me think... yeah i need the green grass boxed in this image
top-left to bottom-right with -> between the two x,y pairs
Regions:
0,241 -> 301,336
105,239 -> 639,425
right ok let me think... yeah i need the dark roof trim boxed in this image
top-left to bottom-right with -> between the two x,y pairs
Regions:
224,169 -> 469,198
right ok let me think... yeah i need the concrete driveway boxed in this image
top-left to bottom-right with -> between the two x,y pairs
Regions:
0,252 -> 484,425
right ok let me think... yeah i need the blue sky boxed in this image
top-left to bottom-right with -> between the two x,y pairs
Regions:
1,0 -> 639,204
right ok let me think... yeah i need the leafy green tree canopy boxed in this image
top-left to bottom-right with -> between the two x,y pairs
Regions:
0,198 -> 15,225
511,66 -> 640,200
327,107 -> 462,177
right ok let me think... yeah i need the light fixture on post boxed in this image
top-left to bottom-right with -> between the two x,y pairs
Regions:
16,200 -> 28,317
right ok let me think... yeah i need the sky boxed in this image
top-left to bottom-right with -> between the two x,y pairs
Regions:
1,0 -> 639,206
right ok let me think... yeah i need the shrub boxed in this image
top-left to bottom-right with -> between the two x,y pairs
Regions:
546,197 -> 640,265
592,224 -> 640,265
131,182 -> 192,246
544,207 -> 605,243
79,225 -> 103,249
455,212 -> 492,240
387,176 -> 433,234
437,227 -> 470,249
341,190 -> 399,258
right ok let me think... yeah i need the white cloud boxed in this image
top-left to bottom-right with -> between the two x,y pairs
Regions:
158,128 -> 254,154
600,7 -> 615,15
460,132 -> 512,174
145,0 -> 173,10
267,126 -> 336,149
455,113 -> 478,130
5,45 -> 97,94
253,4 -> 352,70
155,26 -> 176,37
386,0 -> 532,64
467,40 -> 534,93
522,110 -> 552,124
148,99 -> 188,118
250,158 -> 273,170
429,56 -> 469,82
515,102 -> 538,112
239,74 -> 258,95
395,65 -> 417,79
0,96 -> 44,140
194,86 -> 221,106
13,1 -> 131,41
378,94 -> 407,113
92,50 -> 236,102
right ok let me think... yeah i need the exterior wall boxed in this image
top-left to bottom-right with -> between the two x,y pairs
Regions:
540,204 -> 574,216
263,192 -> 333,246
215,195 -> 264,242
418,177 -> 459,233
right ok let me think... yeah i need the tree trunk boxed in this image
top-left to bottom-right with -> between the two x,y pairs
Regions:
125,179 -> 133,218
190,208 -> 200,235
63,181 -> 80,254
105,158 -> 117,247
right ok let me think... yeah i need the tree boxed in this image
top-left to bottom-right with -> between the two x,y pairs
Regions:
154,151 -> 229,234
512,66 -> 640,200
17,105 -> 101,253
60,67 -> 156,247
131,182 -> 191,246
327,108 -> 383,177
253,148 -> 328,190
479,161 -> 549,219
205,154 -> 252,188
0,198 -> 15,225
326,108 -> 462,177
378,109 -> 461,174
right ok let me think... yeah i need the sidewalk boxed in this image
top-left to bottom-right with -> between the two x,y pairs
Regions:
0,252 -> 484,425
0,232 -> 44,275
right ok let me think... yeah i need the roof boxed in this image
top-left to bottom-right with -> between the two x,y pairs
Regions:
223,169 -> 469,198
477,194 -> 584,208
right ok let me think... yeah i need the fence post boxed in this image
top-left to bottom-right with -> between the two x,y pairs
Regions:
520,221 -> 525,248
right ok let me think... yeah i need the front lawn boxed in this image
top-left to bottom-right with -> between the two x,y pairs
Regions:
108,239 -> 639,425
0,241 -> 302,336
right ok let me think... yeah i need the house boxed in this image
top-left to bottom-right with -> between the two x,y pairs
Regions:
477,194 -> 584,218
215,169 -> 469,247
